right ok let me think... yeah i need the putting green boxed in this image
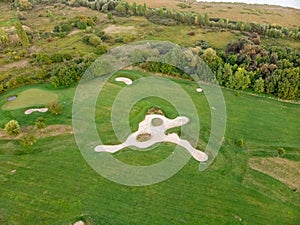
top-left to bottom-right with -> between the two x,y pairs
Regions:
2,88 -> 58,110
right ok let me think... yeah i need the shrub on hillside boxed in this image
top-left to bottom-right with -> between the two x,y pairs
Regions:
19,134 -> 36,147
0,28 -> 8,48
50,53 -> 72,63
95,44 -> 109,55
278,147 -> 285,157
5,120 -> 20,136
236,139 -> 244,147
14,21 -> 30,48
82,34 -> 102,46
47,101 -> 63,115
35,117 -> 46,130
76,20 -> 87,29
50,60 -> 90,87
53,22 -> 72,34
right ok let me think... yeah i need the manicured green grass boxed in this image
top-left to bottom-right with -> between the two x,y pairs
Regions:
2,88 -> 58,110
0,84 -> 75,128
0,135 -> 298,225
0,70 -> 299,224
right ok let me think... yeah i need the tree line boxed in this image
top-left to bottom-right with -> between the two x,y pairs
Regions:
9,0 -> 300,40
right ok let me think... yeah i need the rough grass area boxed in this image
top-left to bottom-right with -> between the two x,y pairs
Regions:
249,157 -> 300,190
2,89 -> 58,110
0,124 -> 73,141
127,0 -> 300,27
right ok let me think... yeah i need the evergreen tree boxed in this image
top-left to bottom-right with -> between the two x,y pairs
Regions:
14,21 -> 30,48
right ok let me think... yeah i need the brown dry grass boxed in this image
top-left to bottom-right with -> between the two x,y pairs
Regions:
0,59 -> 28,72
136,133 -> 152,142
0,124 -> 73,140
249,157 -> 300,190
127,0 -> 300,27
103,24 -> 136,34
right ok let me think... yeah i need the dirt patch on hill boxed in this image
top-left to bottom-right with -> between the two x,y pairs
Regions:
0,124 -> 74,140
103,25 -> 135,34
68,28 -> 81,36
0,59 -> 28,72
249,157 -> 300,191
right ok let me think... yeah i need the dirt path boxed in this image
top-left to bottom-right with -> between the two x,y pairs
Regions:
0,124 -> 74,140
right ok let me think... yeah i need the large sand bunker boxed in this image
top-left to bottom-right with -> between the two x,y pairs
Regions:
95,114 -> 208,162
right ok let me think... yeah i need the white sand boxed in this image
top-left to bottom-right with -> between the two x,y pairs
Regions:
115,77 -> 133,85
196,88 -> 203,92
74,221 -> 84,225
95,115 -> 208,162
24,108 -> 48,115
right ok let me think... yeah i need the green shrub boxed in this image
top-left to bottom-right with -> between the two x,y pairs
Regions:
88,34 -> 102,46
177,3 -> 191,9
82,34 -> 102,46
115,3 -> 127,16
0,28 -> 8,47
33,53 -> 52,65
76,20 -> 87,30
5,120 -> 20,136
50,60 -> 91,87
14,21 -> 30,48
107,12 -> 113,20
53,22 -> 72,34
19,134 -> 36,147
47,101 -> 63,115
278,147 -> 285,157
50,53 -> 72,63
236,139 -> 244,147
95,44 -> 109,55
35,117 -> 46,130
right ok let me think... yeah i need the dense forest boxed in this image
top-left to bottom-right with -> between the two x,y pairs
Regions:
0,0 -> 299,99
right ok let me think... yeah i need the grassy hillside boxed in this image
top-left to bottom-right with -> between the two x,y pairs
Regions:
127,0 -> 300,28
0,71 -> 299,224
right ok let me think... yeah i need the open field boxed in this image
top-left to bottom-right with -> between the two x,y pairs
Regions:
0,71 -> 299,224
127,0 -> 300,27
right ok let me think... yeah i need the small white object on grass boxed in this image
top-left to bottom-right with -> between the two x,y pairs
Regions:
196,88 -> 203,93
74,221 -> 84,225
115,77 -> 133,85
